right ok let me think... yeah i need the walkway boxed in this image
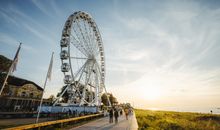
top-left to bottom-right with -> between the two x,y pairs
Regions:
0,118 -> 48,129
69,113 -> 138,130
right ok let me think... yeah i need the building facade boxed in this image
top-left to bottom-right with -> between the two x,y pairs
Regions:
0,74 -> 50,112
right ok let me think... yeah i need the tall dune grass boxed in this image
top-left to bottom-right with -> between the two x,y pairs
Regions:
135,109 -> 220,130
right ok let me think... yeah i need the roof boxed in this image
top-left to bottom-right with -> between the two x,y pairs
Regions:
0,55 -> 12,73
0,73 -> 43,91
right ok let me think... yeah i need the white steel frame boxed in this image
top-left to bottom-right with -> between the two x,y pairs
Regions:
54,11 -> 106,106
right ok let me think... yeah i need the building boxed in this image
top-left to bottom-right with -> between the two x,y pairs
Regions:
0,74 -> 51,112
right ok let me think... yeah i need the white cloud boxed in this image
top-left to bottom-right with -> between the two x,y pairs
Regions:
31,0 -> 63,17
31,0 -> 51,16
0,32 -> 36,52
0,5 -> 57,46
22,23 -> 55,45
103,1 -> 220,108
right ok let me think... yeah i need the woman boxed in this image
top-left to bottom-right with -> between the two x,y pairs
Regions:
124,108 -> 129,120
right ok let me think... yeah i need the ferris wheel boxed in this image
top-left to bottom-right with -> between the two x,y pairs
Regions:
54,11 -> 106,106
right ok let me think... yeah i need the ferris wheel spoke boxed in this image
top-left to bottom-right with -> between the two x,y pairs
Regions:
92,39 -> 99,57
94,42 -> 101,57
92,41 -> 99,56
70,34 -> 89,57
71,27 -> 91,56
89,25 -> 98,56
88,83 -> 95,88
83,23 -> 96,56
95,56 -> 101,67
94,43 -> 100,58
82,99 -> 89,104
70,56 -> 88,60
84,61 -> 95,83
75,19 -> 93,56
83,20 -> 94,54
75,60 -> 94,92
94,47 -> 100,58
94,61 -> 102,81
72,23 -> 85,45
86,23 -> 94,53
74,59 -> 89,80
89,63 -> 99,86
70,41 -> 89,57
91,29 -> 100,57
78,61 -> 95,94
88,26 -> 98,56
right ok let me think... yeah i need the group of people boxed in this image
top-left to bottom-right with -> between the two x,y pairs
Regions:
108,107 -> 131,124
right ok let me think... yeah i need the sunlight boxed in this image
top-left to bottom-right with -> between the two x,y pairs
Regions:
137,85 -> 162,101
144,87 -> 161,100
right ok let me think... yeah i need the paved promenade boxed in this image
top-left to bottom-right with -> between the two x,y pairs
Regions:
0,118 -> 48,128
69,113 -> 138,130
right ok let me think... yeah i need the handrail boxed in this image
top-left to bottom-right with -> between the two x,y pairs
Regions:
5,113 -> 103,130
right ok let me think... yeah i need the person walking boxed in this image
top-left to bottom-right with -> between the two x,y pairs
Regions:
124,108 -> 129,120
114,108 -> 119,124
109,108 -> 113,123
120,109 -> 123,116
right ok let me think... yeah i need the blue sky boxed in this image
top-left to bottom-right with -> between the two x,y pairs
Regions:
0,0 -> 220,109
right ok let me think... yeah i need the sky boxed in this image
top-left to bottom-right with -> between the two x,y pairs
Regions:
0,0 -> 220,111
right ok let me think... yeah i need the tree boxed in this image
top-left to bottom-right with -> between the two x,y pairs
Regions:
57,85 -> 69,103
48,95 -> 55,102
56,82 -> 93,104
0,55 -> 12,74
101,93 -> 109,106
101,93 -> 118,106
109,93 -> 118,105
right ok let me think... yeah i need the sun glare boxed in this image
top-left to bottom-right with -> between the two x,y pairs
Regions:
142,87 -> 161,100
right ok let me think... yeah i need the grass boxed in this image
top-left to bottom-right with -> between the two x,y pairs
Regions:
135,109 -> 220,130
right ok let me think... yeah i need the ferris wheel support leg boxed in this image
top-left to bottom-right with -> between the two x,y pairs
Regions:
80,61 -> 95,106
53,85 -> 69,106
94,68 -> 99,106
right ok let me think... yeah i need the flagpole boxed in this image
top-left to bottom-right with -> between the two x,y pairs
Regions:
0,61 -> 14,96
0,43 -> 22,96
36,52 -> 54,123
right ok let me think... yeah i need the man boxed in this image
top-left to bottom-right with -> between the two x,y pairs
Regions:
120,109 -> 123,116
109,108 -> 113,123
114,108 -> 119,123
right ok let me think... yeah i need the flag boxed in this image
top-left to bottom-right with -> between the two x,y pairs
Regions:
12,43 -> 22,72
47,52 -> 54,81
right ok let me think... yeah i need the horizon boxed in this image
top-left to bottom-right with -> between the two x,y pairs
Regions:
0,0 -> 220,111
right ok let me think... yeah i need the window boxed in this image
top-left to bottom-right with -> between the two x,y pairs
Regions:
21,91 -> 26,97
30,93 -> 34,98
